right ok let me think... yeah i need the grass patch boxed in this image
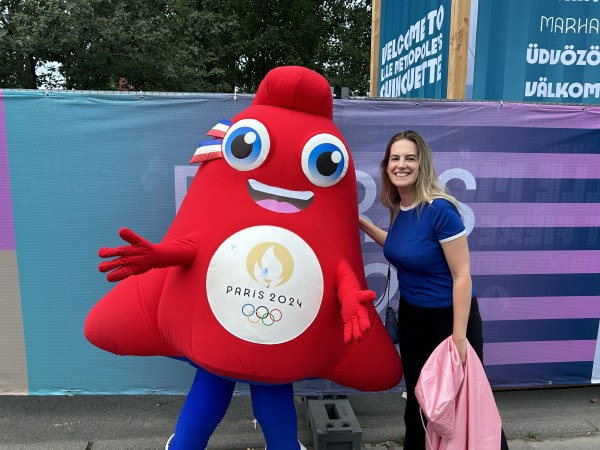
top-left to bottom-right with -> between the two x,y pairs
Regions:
527,431 -> 542,441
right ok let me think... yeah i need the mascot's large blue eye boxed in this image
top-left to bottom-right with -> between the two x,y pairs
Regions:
222,119 -> 270,171
301,134 -> 349,187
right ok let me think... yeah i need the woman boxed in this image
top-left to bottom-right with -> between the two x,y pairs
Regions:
359,130 -> 508,449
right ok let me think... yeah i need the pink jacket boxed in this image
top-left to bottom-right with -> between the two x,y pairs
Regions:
415,337 -> 502,450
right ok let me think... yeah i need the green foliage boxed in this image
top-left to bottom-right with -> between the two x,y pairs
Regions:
0,0 -> 65,88
0,0 -> 372,94
226,0 -> 328,92
320,0 -> 372,97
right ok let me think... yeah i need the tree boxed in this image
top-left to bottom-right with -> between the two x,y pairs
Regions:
1,0 -> 238,91
0,0 -> 372,94
224,0 -> 328,93
0,0 -> 64,89
224,0 -> 372,96
320,0 -> 372,97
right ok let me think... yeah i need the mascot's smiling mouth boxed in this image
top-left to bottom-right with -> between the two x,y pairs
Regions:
248,179 -> 314,214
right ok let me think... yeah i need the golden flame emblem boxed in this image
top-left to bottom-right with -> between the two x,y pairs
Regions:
246,242 -> 294,288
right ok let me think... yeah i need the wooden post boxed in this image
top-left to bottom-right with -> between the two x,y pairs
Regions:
369,0 -> 382,97
447,0 -> 471,99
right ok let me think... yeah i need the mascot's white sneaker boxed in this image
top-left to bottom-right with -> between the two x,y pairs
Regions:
165,434 -> 174,449
165,434 -> 207,450
265,442 -> 306,450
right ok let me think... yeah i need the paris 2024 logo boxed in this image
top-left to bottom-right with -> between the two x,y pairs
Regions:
206,226 -> 323,344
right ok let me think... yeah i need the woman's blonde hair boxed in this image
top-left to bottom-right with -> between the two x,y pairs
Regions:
379,130 -> 460,216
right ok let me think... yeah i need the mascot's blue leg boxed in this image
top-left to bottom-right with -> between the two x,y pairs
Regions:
169,367 -> 236,450
250,383 -> 300,450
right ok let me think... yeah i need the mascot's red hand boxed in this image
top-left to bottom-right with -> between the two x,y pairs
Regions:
98,227 -> 197,282
337,259 -> 375,343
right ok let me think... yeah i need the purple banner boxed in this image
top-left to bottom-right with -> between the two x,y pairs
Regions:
342,99 -> 600,387
480,296 -> 600,321
1,92 -> 598,393
335,100 -> 600,129
472,251 -> 600,275
434,153 -> 600,179
485,340 -> 597,366
0,91 -> 15,250
470,203 -> 599,228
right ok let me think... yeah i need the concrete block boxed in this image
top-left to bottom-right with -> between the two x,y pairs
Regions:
306,397 -> 362,450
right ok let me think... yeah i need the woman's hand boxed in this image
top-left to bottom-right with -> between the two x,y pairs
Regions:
453,335 -> 467,364
358,215 -> 388,247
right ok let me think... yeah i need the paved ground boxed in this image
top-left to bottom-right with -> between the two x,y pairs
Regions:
0,385 -> 599,449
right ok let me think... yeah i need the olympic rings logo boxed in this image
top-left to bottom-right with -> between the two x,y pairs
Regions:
242,303 -> 283,326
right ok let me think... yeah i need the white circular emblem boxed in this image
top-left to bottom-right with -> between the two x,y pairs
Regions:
206,226 -> 324,344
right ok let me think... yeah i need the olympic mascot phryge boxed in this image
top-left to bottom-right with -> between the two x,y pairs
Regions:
85,65 -> 402,450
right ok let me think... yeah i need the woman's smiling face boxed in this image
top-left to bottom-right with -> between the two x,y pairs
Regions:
387,138 -> 419,191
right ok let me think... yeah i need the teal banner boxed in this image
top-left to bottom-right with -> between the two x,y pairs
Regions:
377,0 -> 451,98
3,90 -> 253,394
473,0 -> 600,104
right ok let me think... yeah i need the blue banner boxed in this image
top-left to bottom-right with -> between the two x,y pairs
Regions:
377,0 -> 451,98
473,0 -> 600,103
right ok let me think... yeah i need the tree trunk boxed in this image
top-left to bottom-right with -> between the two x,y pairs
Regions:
27,53 -> 37,89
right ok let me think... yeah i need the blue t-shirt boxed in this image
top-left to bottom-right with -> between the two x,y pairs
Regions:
383,198 -> 474,308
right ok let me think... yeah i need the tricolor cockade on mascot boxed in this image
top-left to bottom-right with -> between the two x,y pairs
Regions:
85,65 -> 402,450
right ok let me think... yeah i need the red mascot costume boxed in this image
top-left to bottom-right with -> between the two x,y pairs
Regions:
85,66 -> 402,450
